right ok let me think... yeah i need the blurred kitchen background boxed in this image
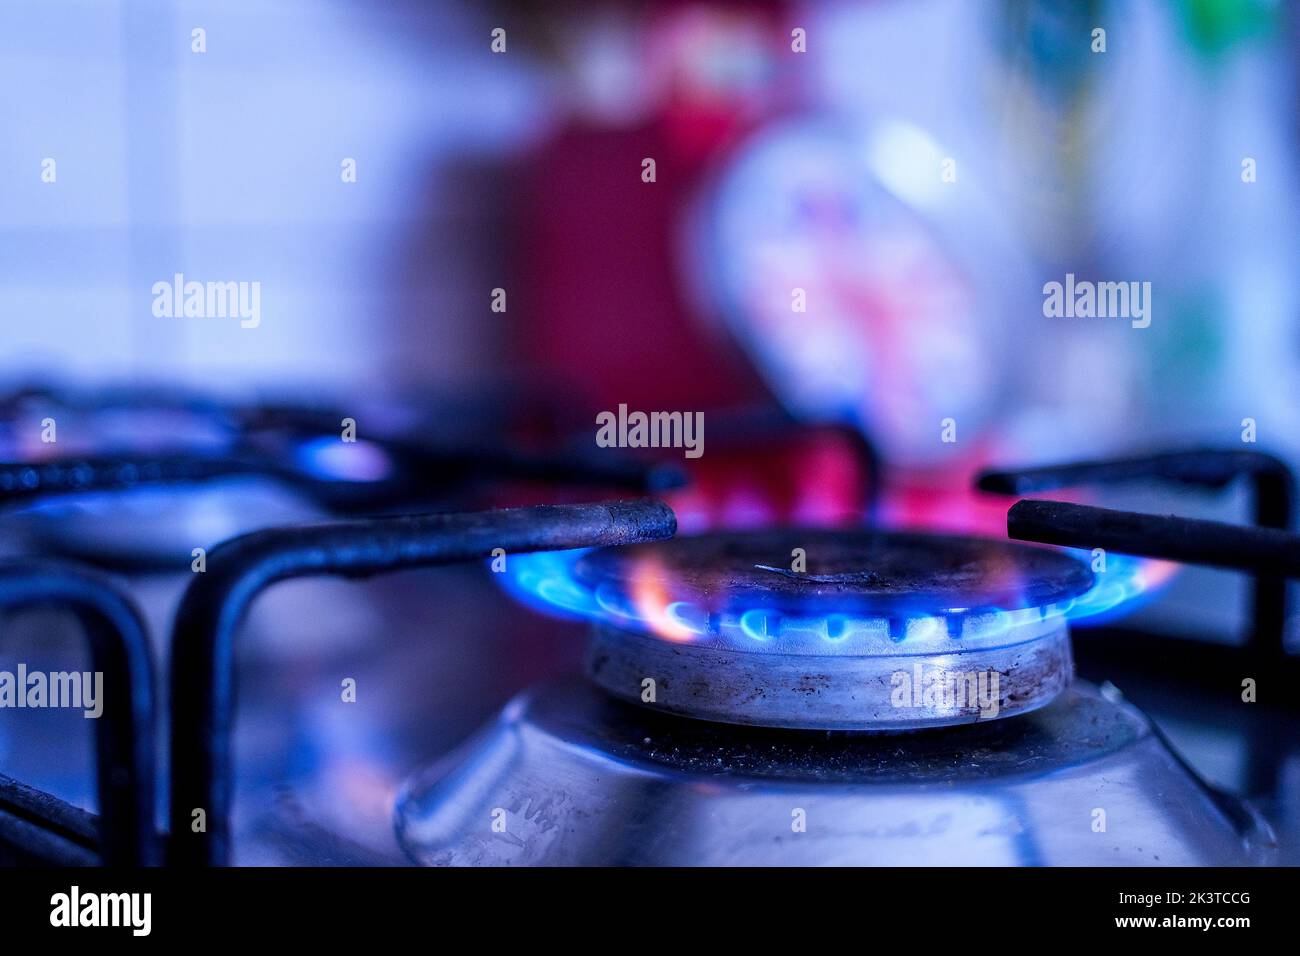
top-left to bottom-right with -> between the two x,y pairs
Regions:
3,0 -> 1298,511
1,0 -> 1298,863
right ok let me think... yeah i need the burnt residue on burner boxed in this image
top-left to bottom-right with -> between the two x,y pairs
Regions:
752,564 -> 887,586
534,676 -> 1145,784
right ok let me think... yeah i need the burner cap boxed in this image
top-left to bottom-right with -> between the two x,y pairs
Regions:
575,528 -> 1093,617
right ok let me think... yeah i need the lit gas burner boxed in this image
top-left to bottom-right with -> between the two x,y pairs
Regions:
571,530 -> 1091,729
395,519 -> 1271,867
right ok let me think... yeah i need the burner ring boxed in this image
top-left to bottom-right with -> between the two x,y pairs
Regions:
586,618 -> 1073,730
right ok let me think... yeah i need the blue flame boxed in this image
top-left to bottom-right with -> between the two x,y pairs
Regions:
1045,548 -> 1174,625
294,436 -> 393,483
497,548 -> 601,621
497,544 -> 1174,654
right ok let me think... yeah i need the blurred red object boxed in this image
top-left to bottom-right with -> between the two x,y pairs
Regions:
509,3 -> 791,414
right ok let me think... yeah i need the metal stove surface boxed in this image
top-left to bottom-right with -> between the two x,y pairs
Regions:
394,677 -> 1274,866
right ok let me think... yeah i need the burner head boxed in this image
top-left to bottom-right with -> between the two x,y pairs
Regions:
573,529 -> 1094,731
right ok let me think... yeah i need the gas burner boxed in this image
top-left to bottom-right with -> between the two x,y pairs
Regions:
0,383 -> 674,568
568,530 -> 1094,730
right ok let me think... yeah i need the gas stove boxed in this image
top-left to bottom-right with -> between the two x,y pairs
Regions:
0,392 -> 1296,868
